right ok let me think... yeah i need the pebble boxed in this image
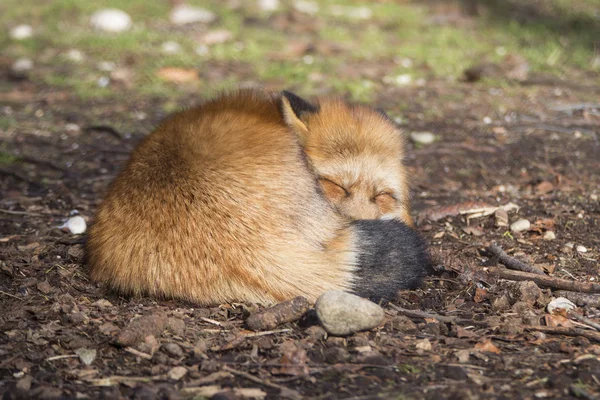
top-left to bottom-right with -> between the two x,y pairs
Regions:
315,291 -> 385,336
170,4 -> 216,25
90,9 -> 132,33
576,245 -> 588,253
257,0 -> 280,12
330,5 -> 372,20
11,58 -> 33,76
198,29 -> 233,46
543,231 -> 556,240
510,218 -> 530,233
60,216 -> 87,235
167,366 -> 187,381
10,24 -> 33,40
293,0 -> 319,15
162,342 -> 184,358
161,41 -> 181,54
75,348 -> 97,366
65,49 -> 85,63
410,131 -> 436,145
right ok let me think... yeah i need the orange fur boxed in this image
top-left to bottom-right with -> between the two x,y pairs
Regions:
87,90 -> 359,305
282,97 -> 413,225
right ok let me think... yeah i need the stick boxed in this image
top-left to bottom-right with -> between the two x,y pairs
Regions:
0,290 -> 23,300
246,296 -> 310,331
222,366 -> 300,398
46,354 -> 79,361
568,312 -> 600,332
487,244 -> 545,275
484,267 -> 600,293
0,208 -> 46,217
124,347 -> 153,360
388,304 -> 489,327
523,326 -> 600,343
554,291 -> 600,307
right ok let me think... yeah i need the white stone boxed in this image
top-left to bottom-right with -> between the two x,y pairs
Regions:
170,5 -> 216,25
543,231 -> 556,240
257,0 -> 279,12
330,5 -> 372,20
393,74 -> 412,86
75,348 -> 96,366
90,9 -> 132,33
576,245 -> 588,253
60,216 -> 87,235
12,58 -> 33,74
167,366 -> 188,380
97,61 -> 116,72
10,24 -> 33,40
410,131 -> 436,145
294,0 -> 319,15
483,116 -> 492,124
66,49 -> 85,63
161,41 -> 181,54
510,219 -> 530,233
315,291 -> 385,336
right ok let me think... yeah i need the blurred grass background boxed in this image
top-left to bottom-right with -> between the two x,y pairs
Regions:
1,0 -> 599,102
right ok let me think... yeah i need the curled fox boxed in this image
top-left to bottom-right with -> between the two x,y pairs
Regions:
86,89 -> 430,305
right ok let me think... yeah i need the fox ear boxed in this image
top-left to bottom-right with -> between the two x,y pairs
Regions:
280,91 -> 317,141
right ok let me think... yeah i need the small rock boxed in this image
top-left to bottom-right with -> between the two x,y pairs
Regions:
323,347 -> 350,364
10,24 -> 33,40
65,49 -> 85,63
305,325 -> 327,340
170,4 -> 216,25
68,312 -> 88,324
167,366 -> 187,380
90,9 -> 132,33
247,296 -> 311,331
60,216 -> 87,234
257,0 -> 279,12
410,131 -> 436,145
11,58 -> 33,77
92,299 -> 113,309
97,61 -> 116,72
415,338 -> 432,352
315,291 -> 385,336
515,281 -> 542,305
330,5 -> 372,20
492,294 -> 511,311
67,245 -> 85,261
162,342 -> 183,358
37,280 -> 53,294
543,231 -> 556,240
115,311 -> 168,347
167,317 -> 186,336
161,41 -> 181,54
197,29 -> 233,46
16,375 -> 32,391
293,0 -> 319,15
75,348 -> 97,366
576,245 -> 588,253
510,218 -> 530,233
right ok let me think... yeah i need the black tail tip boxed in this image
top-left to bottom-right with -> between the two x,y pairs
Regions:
352,219 -> 431,302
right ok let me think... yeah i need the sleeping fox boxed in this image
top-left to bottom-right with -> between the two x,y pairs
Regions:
86,89 -> 429,305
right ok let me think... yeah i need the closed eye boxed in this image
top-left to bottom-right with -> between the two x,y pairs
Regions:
319,177 -> 349,198
372,192 -> 396,202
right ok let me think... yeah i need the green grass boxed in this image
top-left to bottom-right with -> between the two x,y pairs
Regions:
1,0 -> 597,101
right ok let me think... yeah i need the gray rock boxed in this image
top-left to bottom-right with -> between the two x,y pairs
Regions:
11,58 -> 33,77
75,348 -> 97,366
510,218 -> 530,233
315,291 -> 385,336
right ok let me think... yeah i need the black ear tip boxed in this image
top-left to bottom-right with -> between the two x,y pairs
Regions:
281,90 -> 318,116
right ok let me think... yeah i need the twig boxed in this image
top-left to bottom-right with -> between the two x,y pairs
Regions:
483,267 -> 600,293
487,244 -> 545,275
242,328 -> 292,338
200,317 -> 224,326
554,291 -> 600,307
46,354 -> 79,361
0,290 -> 23,300
85,125 -> 124,140
523,325 -> 600,343
124,347 -> 153,360
388,304 -> 489,327
0,208 -> 45,217
568,311 -> 600,332
222,366 -> 300,398
550,103 -> 600,112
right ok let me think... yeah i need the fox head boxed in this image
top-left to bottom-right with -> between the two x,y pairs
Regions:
280,91 -> 413,225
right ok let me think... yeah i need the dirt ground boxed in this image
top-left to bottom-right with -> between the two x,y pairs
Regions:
2,4 -> 600,400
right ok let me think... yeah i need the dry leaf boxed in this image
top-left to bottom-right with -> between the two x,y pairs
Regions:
535,181 -> 554,195
474,287 -> 489,303
157,67 -> 199,83
474,339 -> 501,354
544,314 -> 575,328
456,326 -> 477,338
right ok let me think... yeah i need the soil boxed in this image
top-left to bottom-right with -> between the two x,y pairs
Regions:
2,27 -> 600,400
